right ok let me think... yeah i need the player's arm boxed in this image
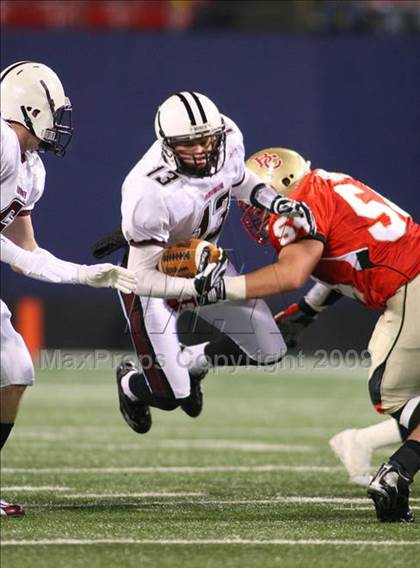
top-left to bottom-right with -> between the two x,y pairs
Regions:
233,166 -> 314,221
127,244 -> 196,299
122,180 -> 195,299
196,239 -> 324,304
275,283 -> 343,348
1,231 -> 136,294
225,239 -> 324,300
2,213 -> 38,250
233,167 -> 285,213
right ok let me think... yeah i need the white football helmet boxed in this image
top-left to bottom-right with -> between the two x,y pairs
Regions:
240,147 -> 311,245
154,91 -> 226,177
1,61 -> 73,156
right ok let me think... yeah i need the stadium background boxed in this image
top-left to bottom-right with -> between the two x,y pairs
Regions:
1,0 -> 420,353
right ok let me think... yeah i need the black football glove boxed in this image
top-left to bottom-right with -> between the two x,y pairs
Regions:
92,228 -> 127,259
274,301 -> 317,349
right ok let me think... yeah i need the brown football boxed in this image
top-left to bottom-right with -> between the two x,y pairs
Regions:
158,238 -> 221,278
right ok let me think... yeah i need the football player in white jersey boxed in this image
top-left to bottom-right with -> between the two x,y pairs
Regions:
117,91 -> 316,435
0,61 -> 137,518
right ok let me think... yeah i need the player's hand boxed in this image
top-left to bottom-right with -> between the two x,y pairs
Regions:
193,250 -> 228,305
274,303 -> 317,348
270,197 -> 317,236
79,264 -> 137,294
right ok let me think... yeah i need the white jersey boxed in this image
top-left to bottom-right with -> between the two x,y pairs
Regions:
121,115 -> 246,247
0,117 -> 45,232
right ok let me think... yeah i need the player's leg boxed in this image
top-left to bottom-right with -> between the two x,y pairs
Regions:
368,400 -> 419,523
367,275 -> 420,522
0,300 -> 34,518
117,293 -> 192,432
175,297 -> 285,419
329,419 -> 402,486
185,297 -> 286,370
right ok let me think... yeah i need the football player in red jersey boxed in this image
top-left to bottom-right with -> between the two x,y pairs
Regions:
197,147 -> 420,522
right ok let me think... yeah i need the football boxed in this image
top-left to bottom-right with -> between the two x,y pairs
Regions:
158,238 -> 221,278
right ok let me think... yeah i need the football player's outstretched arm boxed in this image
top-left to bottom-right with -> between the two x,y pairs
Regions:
225,239 -> 324,300
233,166 -> 316,228
1,218 -> 137,294
2,214 -> 38,251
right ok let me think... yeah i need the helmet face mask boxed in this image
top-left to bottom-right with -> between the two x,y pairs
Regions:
155,92 -> 226,178
237,200 -> 271,246
22,93 -> 73,157
163,128 -> 226,178
1,61 -> 74,157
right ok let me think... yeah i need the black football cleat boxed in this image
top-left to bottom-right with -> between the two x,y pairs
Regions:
116,361 -> 152,434
367,461 -> 415,523
0,500 -> 25,519
180,369 -> 207,418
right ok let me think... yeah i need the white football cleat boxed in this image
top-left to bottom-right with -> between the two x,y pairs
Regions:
0,499 -> 25,519
329,429 -> 373,486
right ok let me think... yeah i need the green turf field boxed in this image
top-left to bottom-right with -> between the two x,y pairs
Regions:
1,357 -> 419,567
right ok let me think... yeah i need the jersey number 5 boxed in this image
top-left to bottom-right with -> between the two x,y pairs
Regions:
334,183 -> 409,242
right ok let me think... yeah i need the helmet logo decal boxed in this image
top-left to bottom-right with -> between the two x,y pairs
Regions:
254,152 -> 283,169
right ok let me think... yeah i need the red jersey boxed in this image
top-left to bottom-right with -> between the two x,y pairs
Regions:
268,169 -> 420,309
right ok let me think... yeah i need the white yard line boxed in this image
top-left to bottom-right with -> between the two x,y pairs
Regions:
0,486 -> 71,492
55,496 -> 420,505
12,439 -> 313,453
279,496 -> 420,504
62,492 -> 206,498
15,426 -> 335,436
1,465 -> 342,474
153,440 -> 313,452
1,539 -> 418,547
340,506 -> 420,511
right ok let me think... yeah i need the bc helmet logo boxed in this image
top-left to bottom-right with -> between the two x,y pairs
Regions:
254,152 -> 282,169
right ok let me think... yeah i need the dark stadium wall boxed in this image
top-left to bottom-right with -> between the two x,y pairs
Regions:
2,31 -> 419,350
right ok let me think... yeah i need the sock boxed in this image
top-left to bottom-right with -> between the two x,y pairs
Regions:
355,418 -> 402,450
179,342 -> 210,375
0,423 -> 14,450
121,371 -> 140,401
390,440 -> 420,479
398,423 -> 409,441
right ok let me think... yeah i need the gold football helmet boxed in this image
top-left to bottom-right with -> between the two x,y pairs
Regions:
246,147 -> 311,196
239,147 -> 311,245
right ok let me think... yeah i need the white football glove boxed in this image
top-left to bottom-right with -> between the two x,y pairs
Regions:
193,250 -> 228,305
270,197 -> 317,236
78,264 -> 137,294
